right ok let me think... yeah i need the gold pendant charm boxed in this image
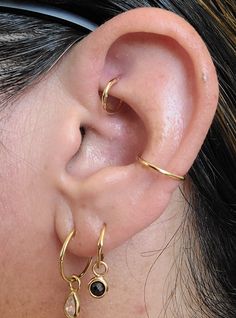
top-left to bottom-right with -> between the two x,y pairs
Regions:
64,291 -> 80,318
88,261 -> 109,299
60,230 -> 92,318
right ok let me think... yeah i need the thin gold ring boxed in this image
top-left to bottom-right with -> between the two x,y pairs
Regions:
59,229 -> 93,284
93,261 -> 109,277
137,156 -> 185,181
101,78 -> 122,114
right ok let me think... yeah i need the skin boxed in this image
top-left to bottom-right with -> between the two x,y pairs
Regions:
0,8 -> 218,318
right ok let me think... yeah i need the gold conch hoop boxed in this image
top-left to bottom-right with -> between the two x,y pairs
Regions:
60,229 -> 92,284
137,156 -> 185,181
101,78 -> 123,114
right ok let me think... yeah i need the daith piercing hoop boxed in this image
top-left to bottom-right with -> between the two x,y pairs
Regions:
88,224 -> 109,299
137,156 -> 185,181
101,78 -> 123,114
60,229 -> 92,318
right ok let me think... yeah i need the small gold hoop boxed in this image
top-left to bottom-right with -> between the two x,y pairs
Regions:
137,156 -> 185,181
69,275 -> 81,292
93,261 -> 109,277
59,229 -> 93,284
101,78 -> 123,114
97,224 -> 106,266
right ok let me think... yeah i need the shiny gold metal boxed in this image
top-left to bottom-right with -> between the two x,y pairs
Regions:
60,230 -> 92,318
88,224 -> 109,299
137,156 -> 185,181
101,78 -> 123,114
97,223 -> 106,266
92,261 -> 109,277
69,275 -> 82,292
60,229 -> 92,283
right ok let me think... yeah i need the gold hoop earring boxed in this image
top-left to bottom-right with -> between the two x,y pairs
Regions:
60,229 -> 92,318
101,78 -> 123,114
88,224 -> 109,299
137,156 -> 185,181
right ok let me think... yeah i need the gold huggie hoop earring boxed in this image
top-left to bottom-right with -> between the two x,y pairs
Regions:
60,229 -> 93,318
88,224 -> 109,299
137,156 -> 185,181
101,78 -> 123,114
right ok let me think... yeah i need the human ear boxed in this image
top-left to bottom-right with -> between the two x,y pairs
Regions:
53,8 -> 219,256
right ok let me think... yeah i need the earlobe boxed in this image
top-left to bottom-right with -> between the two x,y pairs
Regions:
54,8 -> 219,257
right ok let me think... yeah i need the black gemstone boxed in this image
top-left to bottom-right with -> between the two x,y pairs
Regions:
90,281 -> 106,297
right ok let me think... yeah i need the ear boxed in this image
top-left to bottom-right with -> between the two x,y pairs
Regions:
53,8 -> 218,256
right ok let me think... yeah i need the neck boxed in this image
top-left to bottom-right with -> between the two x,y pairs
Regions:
82,189 -> 193,317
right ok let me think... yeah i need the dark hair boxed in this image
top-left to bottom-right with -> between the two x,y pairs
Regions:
0,1 -> 235,317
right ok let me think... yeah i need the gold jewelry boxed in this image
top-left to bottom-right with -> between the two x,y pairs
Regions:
101,78 -> 123,114
88,224 -> 109,298
137,156 -> 185,181
60,229 -> 92,318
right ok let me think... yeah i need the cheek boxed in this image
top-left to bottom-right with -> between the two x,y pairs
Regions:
0,97 -> 63,315
0,160 -> 61,316
0,97 -> 55,241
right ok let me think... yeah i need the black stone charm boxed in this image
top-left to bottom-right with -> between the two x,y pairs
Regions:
88,276 -> 108,299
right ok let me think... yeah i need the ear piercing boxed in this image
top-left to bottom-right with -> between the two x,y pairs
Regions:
101,77 -> 123,114
88,224 -> 109,298
60,230 -> 93,318
137,156 -> 185,181
60,225 -> 109,317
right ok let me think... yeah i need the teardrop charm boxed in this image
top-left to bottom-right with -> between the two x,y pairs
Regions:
64,291 -> 80,318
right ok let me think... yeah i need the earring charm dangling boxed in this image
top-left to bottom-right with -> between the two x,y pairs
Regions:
60,229 -> 92,318
88,224 -> 109,299
101,78 -> 123,114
